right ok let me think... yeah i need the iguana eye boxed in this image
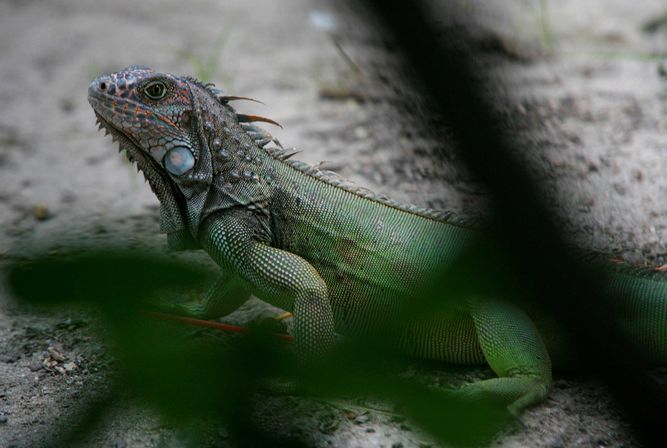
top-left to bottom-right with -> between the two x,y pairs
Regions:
144,81 -> 168,100
163,147 -> 195,175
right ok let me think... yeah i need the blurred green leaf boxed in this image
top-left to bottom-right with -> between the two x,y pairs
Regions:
6,246 -> 514,447
7,249 -> 211,310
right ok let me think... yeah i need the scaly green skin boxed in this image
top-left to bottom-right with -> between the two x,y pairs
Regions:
88,66 -> 667,414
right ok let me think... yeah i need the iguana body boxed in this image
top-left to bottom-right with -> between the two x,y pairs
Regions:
88,66 -> 667,413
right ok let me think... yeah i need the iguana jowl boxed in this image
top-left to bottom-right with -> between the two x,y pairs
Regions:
88,66 -> 667,414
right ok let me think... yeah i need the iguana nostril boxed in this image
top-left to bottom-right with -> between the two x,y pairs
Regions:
99,82 -> 107,91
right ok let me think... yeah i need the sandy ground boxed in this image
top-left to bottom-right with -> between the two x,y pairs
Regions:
0,0 -> 666,446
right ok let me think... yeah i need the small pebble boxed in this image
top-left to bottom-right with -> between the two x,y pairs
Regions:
658,63 -> 667,79
0,414 -> 7,424
62,362 -> 78,373
354,126 -> 369,139
33,203 -> 50,221
47,347 -> 66,363
29,360 -> 43,372
354,412 -> 370,424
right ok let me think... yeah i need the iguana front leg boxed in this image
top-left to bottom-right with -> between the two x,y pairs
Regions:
199,214 -> 337,360
177,272 -> 251,319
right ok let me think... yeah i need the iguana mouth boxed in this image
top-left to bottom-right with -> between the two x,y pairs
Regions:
92,111 -> 190,232
93,111 -> 158,174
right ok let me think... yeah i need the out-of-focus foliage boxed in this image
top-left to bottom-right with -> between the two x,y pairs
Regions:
6,247 -> 513,447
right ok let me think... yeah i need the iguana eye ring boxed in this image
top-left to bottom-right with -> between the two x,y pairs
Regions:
144,81 -> 168,100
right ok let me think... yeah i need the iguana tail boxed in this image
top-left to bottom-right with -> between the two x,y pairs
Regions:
607,272 -> 667,364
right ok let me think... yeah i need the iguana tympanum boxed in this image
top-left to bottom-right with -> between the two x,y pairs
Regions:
88,66 -> 667,414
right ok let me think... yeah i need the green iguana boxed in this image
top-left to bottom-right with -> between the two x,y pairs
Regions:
87,66 -> 667,414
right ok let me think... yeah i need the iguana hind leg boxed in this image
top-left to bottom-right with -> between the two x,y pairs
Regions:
463,297 -> 552,415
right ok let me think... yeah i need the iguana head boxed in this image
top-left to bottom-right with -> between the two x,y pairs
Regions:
89,66 -> 282,248
88,66 -> 225,248
88,65 -> 200,172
